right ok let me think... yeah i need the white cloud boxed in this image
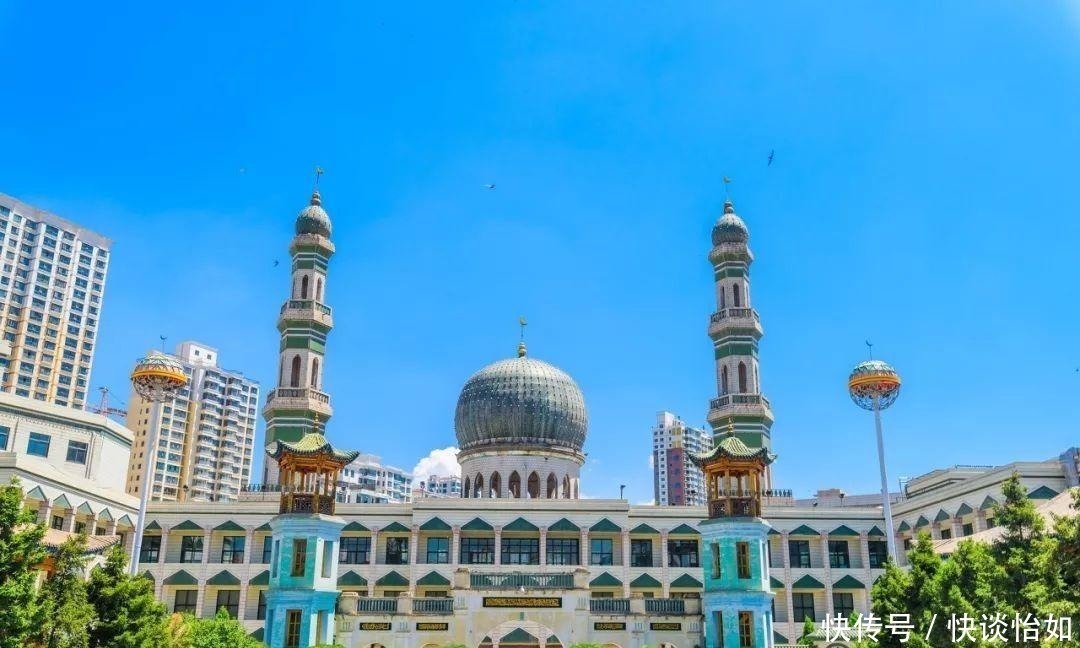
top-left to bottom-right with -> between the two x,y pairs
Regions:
637,498 -> 656,506
412,446 -> 461,481
648,454 -> 654,470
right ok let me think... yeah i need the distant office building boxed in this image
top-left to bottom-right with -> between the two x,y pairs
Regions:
336,453 -> 414,503
652,411 -> 711,506
415,474 -> 462,499
0,193 -> 111,409
124,341 -> 259,503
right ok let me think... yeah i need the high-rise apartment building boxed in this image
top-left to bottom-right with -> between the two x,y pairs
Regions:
0,193 -> 111,409
336,453 -> 414,503
124,341 -> 259,502
414,474 -> 462,499
652,410 -> 711,505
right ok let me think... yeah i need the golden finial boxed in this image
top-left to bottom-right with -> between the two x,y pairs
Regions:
313,412 -> 321,432
517,316 -> 528,357
725,414 -> 735,437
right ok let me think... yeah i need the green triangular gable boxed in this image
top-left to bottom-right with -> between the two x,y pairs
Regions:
145,521 -> 162,532
173,520 -> 202,531
630,573 -> 662,589
420,517 -> 451,532
24,486 -> 45,500
792,574 -> 825,589
915,516 -> 930,528
98,508 -> 114,522
897,521 -> 911,532
867,526 -> 885,537
206,570 -> 240,586
338,571 -> 368,587
670,573 -> 703,588
462,518 -> 493,532
250,628 -> 264,641
590,518 -> 621,533
52,494 -> 71,509
214,521 -> 244,532
770,576 -> 784,588
342,521 -> 369,532
980,496 -> 998,510
549,518 -> 579,532
163,570 -> 198,586
77,502 -> 95,515
589,572 -> 622,587
789,525 -> 818,536
834,575 -> 865,589
417,571 -> 451,586
955,503 -> 974,516
1029,486 -> 1059,499
829,525 -> 859,537
547,636 -> 558,645
501,629 -> 538,644
140,571 -> 155,583
254,523 -> 272,532
934,509 -> 951,523
117,515 -> 133,527
668,523 -> 699,535
630,523 -> 659,534
768,528 -> 780,536
503,517 -> 539,532
375,570 -> 409,587
249,570 -> 270,586
381,521 -> 410,533
774,632 -> 789,644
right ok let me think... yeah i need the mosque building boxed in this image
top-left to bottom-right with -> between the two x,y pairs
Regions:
4,185 -> 1075,648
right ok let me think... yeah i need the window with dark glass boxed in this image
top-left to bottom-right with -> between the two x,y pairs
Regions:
460,537 -> 495,564
739,611 -> 754,647
426,537 -> 450,564
793,592 -> 815,622
180,535 -> 203,563
385,537 -> 409,565
173,590 -> 197,614
256,590 -> 267,620
828,540 -> 850,569
65,440 -> 88,464
736,541 -> 751,578
140,535 -> 161,563
51,515 -> 64,530
868,541 -> 888,568
291,539 -> 307,576
903,538 -> 913,551
631,539 -> 653,567
262,536 -> 273,563
546,538 -> 579,565
285,609 -> 302,648
962,523 -> 974,536
0,425 -> 9,450
215,590 -> 240,618
940,529 -> 952,540
220,536 -> 245,563
711,542 -> 721,578
789,540 -> 811,568
501,537 -> 539,565
590,538 -> 613,565
667,539 -> 699,568
833,592 -> 854,617
339,537 -> 370,564
26,432 -> 50,457
75,521 -> 86,534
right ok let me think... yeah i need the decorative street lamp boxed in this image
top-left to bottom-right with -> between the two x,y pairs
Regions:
127,351 -> 189,575
848,358 -> 902,561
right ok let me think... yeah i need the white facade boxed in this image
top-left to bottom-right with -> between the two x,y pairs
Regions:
415,474 -> 462,499
125,341 -> 259,503
0,193 -> 111,410
337,453 -> 414,503
653,411 -> 711,506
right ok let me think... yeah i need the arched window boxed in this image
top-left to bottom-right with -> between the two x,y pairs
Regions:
721,366 -> 729,395
547,473 -> 558,499
490,472 -> 502,498
290,355 -> 301,388
527,472 -> 540,499
509,472 -> 521,498
474,474 -> 484,498
279,357 -> 285,385
301,275 -> 310,299
463,476 -> 471,499
562,475 -> 571,499
720,286 -> 726,309
310,357 -> 320,389
738,362 -> 748,393
733,283 -> 741,307
316,277 -> 324,302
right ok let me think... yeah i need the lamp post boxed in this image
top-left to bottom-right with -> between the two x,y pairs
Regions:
848,359 -> 902,561
127,351 -> 189,575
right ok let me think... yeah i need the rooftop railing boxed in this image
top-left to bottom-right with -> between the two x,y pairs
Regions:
709,393 -> 771,410
590,598 -> 630,614
470,572 -> 574,590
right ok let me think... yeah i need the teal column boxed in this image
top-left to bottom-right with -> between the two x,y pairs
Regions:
701,519 -> 774,648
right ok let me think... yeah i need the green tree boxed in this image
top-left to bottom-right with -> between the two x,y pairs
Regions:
0,478 -> 47,648
869,533 -> 941,648
36,534 -> 94,648
86,544 -> 167,648
991,473 -> 1046,619
186,608 -> 262,648
1036,488 -> 1080,648
797,616 -> 817,646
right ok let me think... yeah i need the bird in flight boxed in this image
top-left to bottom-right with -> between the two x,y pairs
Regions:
484,183 -> 496,190
273,260 -> 279,267
767,150 -> 775,166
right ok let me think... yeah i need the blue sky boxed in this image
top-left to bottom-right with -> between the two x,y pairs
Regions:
1,2 -> 1078,503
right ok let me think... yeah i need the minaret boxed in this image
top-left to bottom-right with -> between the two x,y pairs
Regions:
707,199 -> 774,474
262,183 -> 336,483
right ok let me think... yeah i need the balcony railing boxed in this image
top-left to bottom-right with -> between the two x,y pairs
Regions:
590,598 -> 630,614
644,598 -> 686,615
280,299 -> 333,318
266,387 -> 330,404
412,598 -> 454,615
709,393 -> 771,411
708,496 -> 761,518
709,308 -> 759,324
356,598 -> 398,614
470,572 -> 574,590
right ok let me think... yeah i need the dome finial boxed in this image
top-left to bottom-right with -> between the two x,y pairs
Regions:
517,316 -> 528,357
310,166 -> 324,206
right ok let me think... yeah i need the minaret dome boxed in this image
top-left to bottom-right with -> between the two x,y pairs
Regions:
296,190 -> 332,237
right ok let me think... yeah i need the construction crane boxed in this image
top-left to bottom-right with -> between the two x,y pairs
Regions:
89,386 -> 127,419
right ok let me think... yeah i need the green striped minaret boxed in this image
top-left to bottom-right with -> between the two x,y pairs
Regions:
262,189 -> 336,483
706,200 -> 774,478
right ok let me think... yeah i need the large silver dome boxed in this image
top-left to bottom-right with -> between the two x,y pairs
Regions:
455,347 -> 587,457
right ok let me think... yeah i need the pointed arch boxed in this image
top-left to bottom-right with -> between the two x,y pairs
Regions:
732,283 -> 742,307
301,275 -> 310,299
509,472 -> 521,498
738,362 -> 748,393
474,474 -> 484,498
290,355 -> 302,388
463,476 -> 471,499
527,472 -> 540,499
719,286 -> 726,309
721,366 -> 729,395
562,475 -> 570,499
316,277 -> 324,302
310,357 -> 320,389
279,357 -> 285,385
546,473 -> 558,499
490,472 -> 502,498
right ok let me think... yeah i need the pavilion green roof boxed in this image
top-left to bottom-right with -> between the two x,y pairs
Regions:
266,432 -> 359,463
